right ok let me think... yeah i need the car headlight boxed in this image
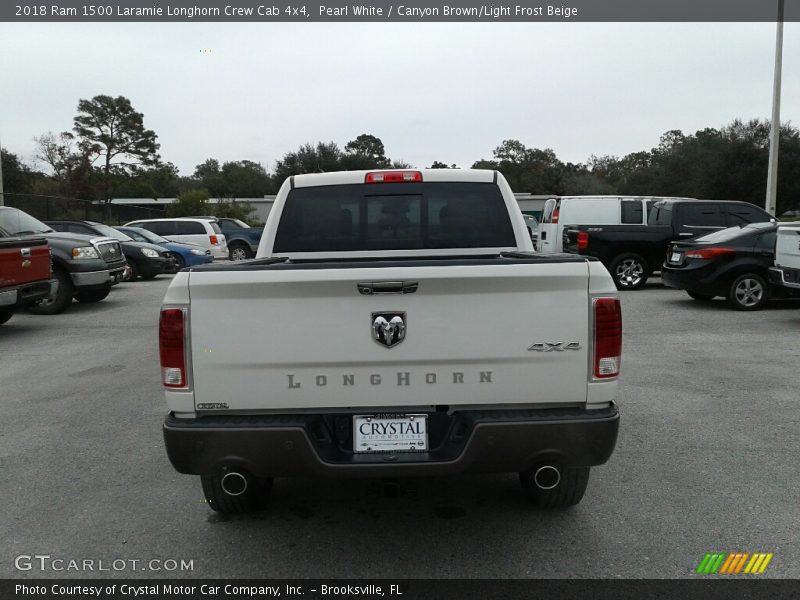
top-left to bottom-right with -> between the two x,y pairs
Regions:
141,248 -> 160,258
72,246 -> 100,259
190,248 -> 206,255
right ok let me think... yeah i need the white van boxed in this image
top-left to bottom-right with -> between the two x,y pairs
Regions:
124,218 -> 228,260
538,196 -> 694,254
769,222 -> 800,289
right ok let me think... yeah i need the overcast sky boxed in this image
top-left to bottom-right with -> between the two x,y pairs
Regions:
1,22 -> 798,175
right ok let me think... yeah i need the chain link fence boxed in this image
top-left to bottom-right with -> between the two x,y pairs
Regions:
3,194 -> 167,225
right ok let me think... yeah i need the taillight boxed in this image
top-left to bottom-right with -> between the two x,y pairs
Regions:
209,235 -> 219,245
577,230 -> 589,250
593,297 -> 621,379
365,171 -> 422,183
552,207 -> 560,224
684,247 -> 735,260
159,308 -> 186,388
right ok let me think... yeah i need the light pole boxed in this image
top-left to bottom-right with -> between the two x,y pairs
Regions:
765,0 -> 784,217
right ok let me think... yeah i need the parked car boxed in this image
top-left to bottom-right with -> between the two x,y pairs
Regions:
0,207 -> 125,314
161,169 -> 621,514
45,221 -> 174,281
562,199 -> 774,290
189,216 -> 263,260
115,226 -> 213,270
0,226 -> 55,325
768,222 -> 800,291
123,218 -> 228,260
661,222 -> 794,310
538,195 -> 693,255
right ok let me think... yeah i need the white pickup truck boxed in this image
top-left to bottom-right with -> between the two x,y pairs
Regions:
160,169 -> 621,514
769,223 -> 800,290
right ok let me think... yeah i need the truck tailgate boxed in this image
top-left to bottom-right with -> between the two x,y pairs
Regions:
187,262 -> 591,411
0,237 -> 50,287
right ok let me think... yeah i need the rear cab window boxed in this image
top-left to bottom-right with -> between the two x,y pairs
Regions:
273,182 -> 516,253
678,204 -> 724,227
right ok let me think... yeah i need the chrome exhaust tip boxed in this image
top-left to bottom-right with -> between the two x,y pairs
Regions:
220,471 -> 248,496
533,465 -> 561,490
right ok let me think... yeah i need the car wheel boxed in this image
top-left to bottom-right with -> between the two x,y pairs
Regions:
519,465 -> 590,508
229,243 -> 253,261
0,307 -> 14,325
201,471 -> 273,514
74,288 -> 111,303
170,253 -> 186,271
610,253 -> 649,291
28,269 -> 73,315
687,291 -> 715,301
124,260 -> 139,281
727,273 -> 768,311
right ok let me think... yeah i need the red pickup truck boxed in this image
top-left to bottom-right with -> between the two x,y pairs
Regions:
0,226 -> 55,326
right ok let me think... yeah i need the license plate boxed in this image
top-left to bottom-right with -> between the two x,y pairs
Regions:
353,414 -> 428,453
670,252 -> 682,263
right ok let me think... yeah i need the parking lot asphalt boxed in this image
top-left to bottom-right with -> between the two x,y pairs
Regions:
1,276 -> 799,579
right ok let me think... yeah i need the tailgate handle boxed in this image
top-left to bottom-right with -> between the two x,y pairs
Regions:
357,281 -> 418,295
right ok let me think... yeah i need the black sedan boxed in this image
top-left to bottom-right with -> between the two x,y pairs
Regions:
45,220 -> 175,281
662,222 -> 794,311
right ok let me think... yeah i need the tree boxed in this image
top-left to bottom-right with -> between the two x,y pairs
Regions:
273,141 -> 344,183
167,189 -> 210,217
429,161 -> 458,169
472,140 -> 565,193
192,158 -> 226,196
212,199 -> 257,223
1,149 -> 44,194
113,163 -> 181,199
219,160 -> 275,197
72,95 -> 160,200
33,132 -> 94,198
343,134 -> 390,169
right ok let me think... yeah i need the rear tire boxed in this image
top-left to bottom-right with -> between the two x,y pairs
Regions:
687,291 -> 715,301
74,288 -> 111,303
28,269 -> 73,315
0,307 -> 14,325
727,273 -> 768,311
610,253 -> 649,291
229,243 -> 253,261
201,471 -> 273,514
519,465 -> 590,508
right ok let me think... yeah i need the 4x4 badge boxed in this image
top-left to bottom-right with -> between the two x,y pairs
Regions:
372,312 -> 406,348
528,342 -> 582,352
